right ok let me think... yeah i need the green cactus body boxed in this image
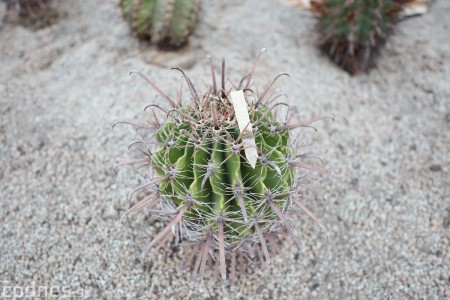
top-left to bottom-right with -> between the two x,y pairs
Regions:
116,52 -> 332,280
119,0 -> 200,48
317,0 -> 403,74
152,105 -> 294,241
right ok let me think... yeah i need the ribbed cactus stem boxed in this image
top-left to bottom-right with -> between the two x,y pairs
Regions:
315,0 -> 405,74
120,0 -> 201,48
116,51 -> 333,279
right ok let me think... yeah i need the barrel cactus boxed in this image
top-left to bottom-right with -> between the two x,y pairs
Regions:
313,0 -> 407,74
119,0 -> 201,48
115,50 -> 333,280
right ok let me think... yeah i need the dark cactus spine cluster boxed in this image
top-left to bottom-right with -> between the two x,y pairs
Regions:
115,50 -> 333,280
314,0 -> 408,74
120,0 -> 201,49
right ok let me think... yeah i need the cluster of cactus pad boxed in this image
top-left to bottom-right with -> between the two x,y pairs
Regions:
313,0 -> 409,74
116,50 -> 332,280
120,0 -> 201,48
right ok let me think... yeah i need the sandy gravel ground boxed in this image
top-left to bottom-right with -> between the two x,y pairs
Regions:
0,0 -> 449,299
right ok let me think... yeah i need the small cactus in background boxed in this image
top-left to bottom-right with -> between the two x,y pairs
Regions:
3,0 -> 56,26
120,0 -> 201,49
313,0 -> 408,74
115,50 -> 333,280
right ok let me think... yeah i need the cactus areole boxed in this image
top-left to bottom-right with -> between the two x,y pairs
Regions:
116,50 -> 333,280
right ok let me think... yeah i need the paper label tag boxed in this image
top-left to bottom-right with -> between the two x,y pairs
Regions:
230,90 -> 258,168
